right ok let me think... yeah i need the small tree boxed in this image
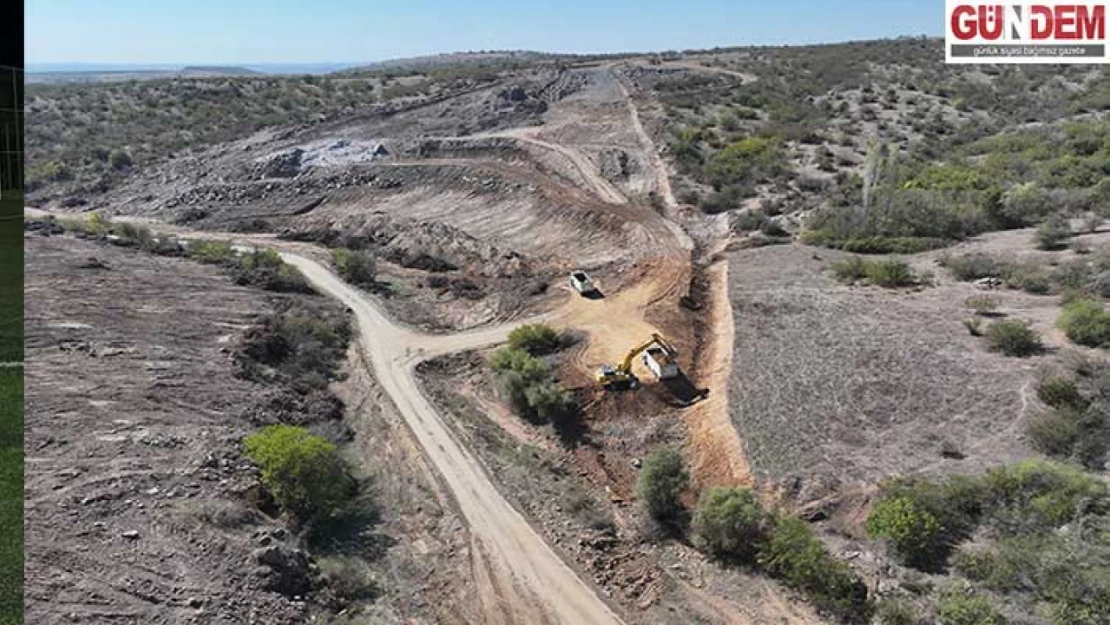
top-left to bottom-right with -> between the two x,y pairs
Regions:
866,495 -> 947,571
507,323 -> 562,356
332,248 -> 376,287
760,515 -> 871,622
636,447 -> 689,524
108,149 -> 133,171
244,425 -> 354,522
692,487 -> 768,564
1036,215 -> 1073,251
986,320 -> 1043,357
936,586 -> 1005,625
1057,299 -> 1110,348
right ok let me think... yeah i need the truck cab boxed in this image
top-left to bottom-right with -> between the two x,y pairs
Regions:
569,271 -> 596,295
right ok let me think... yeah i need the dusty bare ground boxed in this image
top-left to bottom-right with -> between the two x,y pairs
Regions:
23,234 -> 488,625
23,234 -> 310,624
726,241 -> 1059,495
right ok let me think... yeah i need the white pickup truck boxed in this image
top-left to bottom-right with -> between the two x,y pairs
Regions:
569,271 -> 596,296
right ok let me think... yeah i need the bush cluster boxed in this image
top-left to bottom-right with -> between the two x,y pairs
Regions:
237,299 -> 352,393
506,323 -> 563,356
868,461 -> 1110,624
693,487 -> 871,623
331,248 -> 377,288
489,346 -> 574,425
830,256 -> 918,288
1027,361 -> 1110,469
53,214 -> 312,293
635,447 -> 689,525
941,252 -> 1110,298
244,424 -> 355,522
1057,298 -> 1110,348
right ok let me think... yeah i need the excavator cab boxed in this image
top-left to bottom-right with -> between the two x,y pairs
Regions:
594,364 -> 639,390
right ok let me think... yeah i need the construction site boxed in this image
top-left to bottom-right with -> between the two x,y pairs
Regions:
22,38 -> 1110,625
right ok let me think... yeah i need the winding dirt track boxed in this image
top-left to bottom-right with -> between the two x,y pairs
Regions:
284,254 -> 623,625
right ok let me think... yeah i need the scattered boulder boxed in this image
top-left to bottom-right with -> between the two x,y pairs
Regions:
974,277 -> 1003,290
261,149 -> 305,179
76,257 -> 110,270
251,545 -> 314,597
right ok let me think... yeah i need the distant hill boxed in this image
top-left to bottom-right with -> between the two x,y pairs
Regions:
180,66 -> 262,76
335,50 -> 640,76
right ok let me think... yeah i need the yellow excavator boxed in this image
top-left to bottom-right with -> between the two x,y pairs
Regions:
595,333 -> 679,390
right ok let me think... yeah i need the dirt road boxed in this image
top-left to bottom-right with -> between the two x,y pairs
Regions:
468,127 -> 629,205
284,254 -> 624,625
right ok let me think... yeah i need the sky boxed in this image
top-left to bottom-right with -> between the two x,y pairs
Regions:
26,0 -> 943,67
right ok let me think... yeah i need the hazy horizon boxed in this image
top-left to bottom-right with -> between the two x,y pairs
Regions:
25,34 -> 942,75
26,0 -> 941,66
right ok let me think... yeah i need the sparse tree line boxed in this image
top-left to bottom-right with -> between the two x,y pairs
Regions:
34,212 -> 313,292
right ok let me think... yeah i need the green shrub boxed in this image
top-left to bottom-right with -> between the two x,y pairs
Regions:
1036,215 -> 1074,251
490,347 -> 549,381
1002,182 -> 1052,227
524,380 -> 572,421
692,487 -> 769,564
244,425 -> 354,521
941,253 -> 1007,282
636,447 -> 689,524
840,237 -> 948,255
965,295 -> 1000,316
977,460 -> 1107,531
186,240 -> 236,265
936,586 -> 1005,625
704,136 -> 784,189
831,256 -> 917,287
759,515 -> 871,622
985,320 -> 1043,357
1057,299 -> 1110,348
867,496 -> 947,571
318,556 -> 380,604
108,148 -> 133,170
1026,408 -> 1082,458
1036,377 -> 1087,411
831,256 -> 869,283
331,248 -> 376,287
875,598 -> 920,625
489,347 -> 574,425
866,259 -> 916,287
507,324 -> 562,356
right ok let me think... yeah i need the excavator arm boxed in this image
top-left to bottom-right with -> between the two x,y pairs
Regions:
616,333 -> 676,374
618,336 -> 661,373
596,333 -> 678,389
